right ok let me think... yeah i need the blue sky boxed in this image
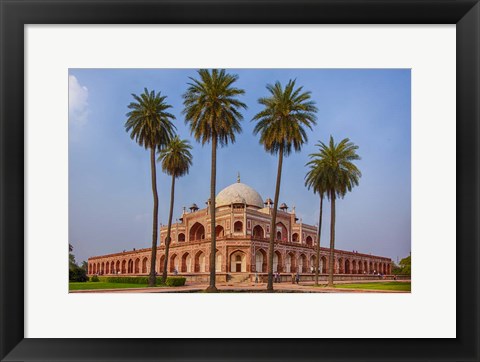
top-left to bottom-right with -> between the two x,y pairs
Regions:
69,68 -> 411,265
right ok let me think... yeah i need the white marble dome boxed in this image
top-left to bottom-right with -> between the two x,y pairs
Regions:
215,182 -> 264,209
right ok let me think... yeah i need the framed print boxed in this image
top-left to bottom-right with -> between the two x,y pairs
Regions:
1,0 -> 479,361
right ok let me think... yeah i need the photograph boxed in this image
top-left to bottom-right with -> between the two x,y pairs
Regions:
68,68 -> 411,293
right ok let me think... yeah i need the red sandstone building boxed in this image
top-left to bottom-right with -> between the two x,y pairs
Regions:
88,178 -> 392,282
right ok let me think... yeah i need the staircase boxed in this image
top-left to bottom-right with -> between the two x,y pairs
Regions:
228,273 -> 250,284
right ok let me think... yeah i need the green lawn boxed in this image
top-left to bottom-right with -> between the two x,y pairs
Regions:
69,282 -> 155,291
335,282 -> 411,291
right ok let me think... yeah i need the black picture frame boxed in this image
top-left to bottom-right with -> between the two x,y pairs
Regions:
1,0 -> 478,361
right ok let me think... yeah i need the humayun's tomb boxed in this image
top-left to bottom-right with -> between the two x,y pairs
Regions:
88,178 -> 392,283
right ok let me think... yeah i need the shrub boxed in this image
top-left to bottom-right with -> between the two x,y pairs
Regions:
90,275 -> 100,282
165,276 -> 186,287
69,266 -> 88,282
106,276 -> 151,284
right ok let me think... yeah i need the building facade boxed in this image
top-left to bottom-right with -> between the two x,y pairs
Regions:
88,179 -> 392,282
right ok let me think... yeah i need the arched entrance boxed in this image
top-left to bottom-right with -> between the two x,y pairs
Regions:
275,222 -> 288,241
253,225 -> 264,238
233,221 -> 243,233
230,251 -> 246,272
273,251 -> 282,272
345,259 -> 351,274
170,254 -> 178,273
305,236 -> 313,246
255,249 -> 267,272
178,233 -> 185,242
292,233 -> 299,242
299,254 -> 307,273
189,222 -> 205,241
321,256 -> 327,273
134,258 -> 140,274
215,225 -> 224,238
181,253 -> 192,273
195,251 -> 206,272
142,257 -> 148,273
159,255 -> 166,273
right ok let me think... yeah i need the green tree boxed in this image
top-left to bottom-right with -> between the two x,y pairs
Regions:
399,255 -> 411,275
68,244 -> 88,282
183,69 -> 246,292
158,136 -> 193,283
252,80 -> 317,291
69,243 -> 77,270
125,88 -> 176,287
311,136 -> 361,287
305,154 -> 328,286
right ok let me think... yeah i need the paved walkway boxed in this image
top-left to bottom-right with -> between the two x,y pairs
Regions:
71,280 -> 410,294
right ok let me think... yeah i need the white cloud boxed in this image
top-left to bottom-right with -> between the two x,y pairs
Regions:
69,75 -> 89,126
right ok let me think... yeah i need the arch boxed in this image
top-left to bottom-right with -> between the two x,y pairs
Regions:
115,260 -> 120,274
189,222 -> 205,241
233,221 -> 243,233
369,261 -> 373,273
170,254 -> 178,273
345,259 -> 351,274
273,250 -> 282,272
121,260 -> 126,274
215,225 -> 225,238
275,222 -> 288,242
285,252 -> 296,273
142,257 -> 148,273
159,255 -> 166,273
134,258 -> 140,274
352,260 -> 357,274
305,236 -> 313,247
128,259 -> 134,274
194,251 -> 206,272
310,255 -> 316,273
292,233 -> 299,242
101,262 -> 105,274
110,261 -> 115,274
358,260 -> 363,274
255,249 -> 267,272
181,253 -> 192,273
105,261 -> 110,274
321,256 -> 327,273
215,251 -> 222,272
338,258 -> 344,274
178,233 -> 185,242
230,250 -> 246,272
92,263 -> 96,274
299,254 -> 307,273
253,225 -> 265,238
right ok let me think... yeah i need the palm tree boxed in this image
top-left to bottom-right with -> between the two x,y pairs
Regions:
252,80 -> 317,291
312,136 -> 361,287
183,69 -> 247,292
157,136 -> 193,283
305,155 -> 328,286
125,88 -> 176,287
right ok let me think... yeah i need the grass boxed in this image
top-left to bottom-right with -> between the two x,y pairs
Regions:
69,282 -> 160,291
334,281 -> 411,291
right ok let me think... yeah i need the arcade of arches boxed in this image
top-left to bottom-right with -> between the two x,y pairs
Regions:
88,180 -> 392,281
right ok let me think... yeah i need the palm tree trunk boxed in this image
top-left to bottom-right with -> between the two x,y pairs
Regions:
148,147 -> 159,287
206,136 -> 218,292
328,190 -> 336,287
162,174 -> 175,284
267,145 -> 284,291
315,194 -> 323,286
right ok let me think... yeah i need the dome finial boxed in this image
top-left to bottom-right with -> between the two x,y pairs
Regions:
237,172 -> 240,183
